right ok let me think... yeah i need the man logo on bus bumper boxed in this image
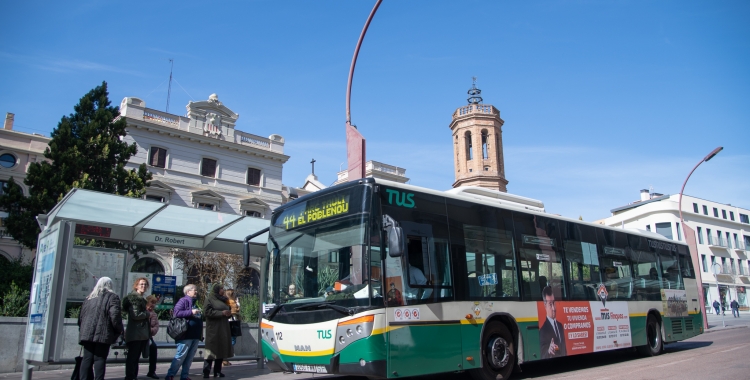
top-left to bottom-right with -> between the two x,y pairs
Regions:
294,345 -> 312,352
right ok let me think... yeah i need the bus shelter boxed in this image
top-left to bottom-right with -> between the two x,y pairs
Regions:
21,188 -> 269,379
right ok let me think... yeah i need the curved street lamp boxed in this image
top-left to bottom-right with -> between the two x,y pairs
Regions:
678,146 -> 723,330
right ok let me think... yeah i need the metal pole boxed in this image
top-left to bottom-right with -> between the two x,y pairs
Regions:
679,146 -> 723,330
345,0 -> 383,127
21,360 -> 32,380
717,277 -> 725,328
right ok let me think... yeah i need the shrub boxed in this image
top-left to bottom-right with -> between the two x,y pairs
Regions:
239,294 -> 260,323
67,306 -> 81,319
0,281 -> 30,317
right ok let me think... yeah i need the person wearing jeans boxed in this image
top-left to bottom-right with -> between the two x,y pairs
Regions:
166,285 -> 204,380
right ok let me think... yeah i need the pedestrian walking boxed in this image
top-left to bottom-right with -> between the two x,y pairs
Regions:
722,299 -> 727,315
713,300 -> 721,315
146,295 -> 160,379
165,284 -> 203,380
122,277 -> 151,380
202,284 -> 234,378
731,299 -> 740,318
77,277 -> 123,380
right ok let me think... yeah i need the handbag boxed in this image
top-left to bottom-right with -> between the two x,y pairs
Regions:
167,317 -> 189,341
71,346 -> 94,380
229,320 -> 242,337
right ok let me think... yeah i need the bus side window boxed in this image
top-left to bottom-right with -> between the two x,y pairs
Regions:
629,236 -> 661,301
597,229 -> 634,301
562,221 -> 600,301
512,212 -> 565,301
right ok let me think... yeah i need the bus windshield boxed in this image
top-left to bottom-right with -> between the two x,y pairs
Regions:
265,186 -> 381,312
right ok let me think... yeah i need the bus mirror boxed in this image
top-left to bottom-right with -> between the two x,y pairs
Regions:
383,215 -> 405,257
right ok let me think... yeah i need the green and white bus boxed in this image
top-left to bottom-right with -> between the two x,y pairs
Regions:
259,178 -> 702,379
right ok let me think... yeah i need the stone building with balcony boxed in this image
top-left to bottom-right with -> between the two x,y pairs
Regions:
597,188 -> 750,311
119,94 -> 289,287
333,160 -> 409,186
0,112 -> 51,262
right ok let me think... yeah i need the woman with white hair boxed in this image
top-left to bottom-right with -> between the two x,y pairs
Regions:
165,284 -> 203,380
77,277 -> 124,380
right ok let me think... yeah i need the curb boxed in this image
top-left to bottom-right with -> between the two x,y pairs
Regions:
704,325 -> 748,334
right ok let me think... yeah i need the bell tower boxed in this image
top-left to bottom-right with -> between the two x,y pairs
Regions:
450,78 -> 508,191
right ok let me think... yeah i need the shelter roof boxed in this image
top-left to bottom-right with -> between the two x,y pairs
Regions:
38,188 -> 269,257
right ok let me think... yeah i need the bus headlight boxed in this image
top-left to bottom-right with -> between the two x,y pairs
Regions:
335,315 -> 375,353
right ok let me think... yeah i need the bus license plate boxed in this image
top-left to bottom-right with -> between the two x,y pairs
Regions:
293,364 -> 327,373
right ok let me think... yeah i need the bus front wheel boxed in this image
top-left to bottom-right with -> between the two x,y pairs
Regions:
471,322 -> 515,380
637,315 -> 663,356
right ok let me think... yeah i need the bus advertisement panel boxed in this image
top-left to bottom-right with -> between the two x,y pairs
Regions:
537,286 -> 632,358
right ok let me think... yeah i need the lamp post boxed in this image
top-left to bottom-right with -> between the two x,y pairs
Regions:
679,146 -> 723,330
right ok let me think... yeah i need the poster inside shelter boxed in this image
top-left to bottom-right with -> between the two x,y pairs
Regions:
68,247 -> 126,301
24,222 -> 62,362
537,286 -> 631,358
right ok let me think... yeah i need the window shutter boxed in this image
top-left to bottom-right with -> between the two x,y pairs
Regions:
150,148 -> 166,168
202,158 -> 217,177
248,168 -> 261,186
157,148 -> 166,168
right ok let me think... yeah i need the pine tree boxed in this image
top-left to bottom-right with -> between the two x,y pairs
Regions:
0,82 -> 152,249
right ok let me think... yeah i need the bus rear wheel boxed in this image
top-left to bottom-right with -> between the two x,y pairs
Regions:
637,315 -> 663,356
471,322 -> 515,380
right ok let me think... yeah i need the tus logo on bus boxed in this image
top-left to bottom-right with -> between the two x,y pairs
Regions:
317,329 -> 332,339
385,189 -> 415,208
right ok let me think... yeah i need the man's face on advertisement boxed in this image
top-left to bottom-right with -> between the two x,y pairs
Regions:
544,294 -> 556,319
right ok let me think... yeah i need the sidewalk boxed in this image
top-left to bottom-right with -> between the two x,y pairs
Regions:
0,360 -> 338,380
704,309 -> 750,333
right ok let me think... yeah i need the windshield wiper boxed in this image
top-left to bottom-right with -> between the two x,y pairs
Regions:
295,301 -> 353,316
265,303 -> 285,320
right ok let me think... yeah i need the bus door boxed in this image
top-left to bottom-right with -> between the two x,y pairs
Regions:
385,220 -> 462,377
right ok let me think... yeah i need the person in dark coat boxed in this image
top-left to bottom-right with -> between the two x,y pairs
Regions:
122,277 -> 151,380
165,284 -> 203,380
77,276 -> 123,380
713,300 -> 721,315
731,299 -> 740,318
202,284 -> 234,378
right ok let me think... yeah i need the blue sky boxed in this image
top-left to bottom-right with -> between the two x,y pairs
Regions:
1,1 -> 748,221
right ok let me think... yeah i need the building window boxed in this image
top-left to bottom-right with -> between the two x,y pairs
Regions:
247,168 -> 261,186
483,166 -> 490,171
741,214 -> 749,224
149,147 -> 167,168
703,205 -> 708,215
481,130 -> 489,159
701,254 -> 707,272
693,203 -> 699,213
197,203 -> 215,211
722,210 -> 727,219
145,195 -> 164,203
730,211 -> 735,221
676,223 -> 682,241
245,210 -> 262,218
645,225 -> 651,232
697,227 -> 704,244
465,131 -> 473,160
201,158 -> 217,177
0,153 -> 16,169
726,232 -> 732,248
706,228 -> 713,245
713,207 -> 719,217
655,222 -> 673,240
130,257 -> 165,274
731,258 -> 736,274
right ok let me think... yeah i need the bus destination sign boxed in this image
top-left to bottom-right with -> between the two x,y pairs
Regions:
277,193 -> 350,230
